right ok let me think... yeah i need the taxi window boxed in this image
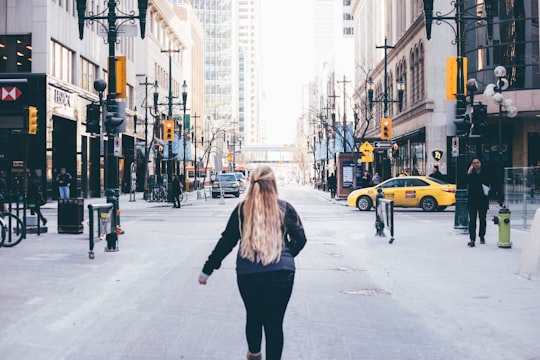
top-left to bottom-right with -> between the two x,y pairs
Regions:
380,179 -> 399,188
406,179 -> 429,187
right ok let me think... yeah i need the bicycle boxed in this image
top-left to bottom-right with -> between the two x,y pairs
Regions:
179,190 -> 188,203
0,210 -> 24,248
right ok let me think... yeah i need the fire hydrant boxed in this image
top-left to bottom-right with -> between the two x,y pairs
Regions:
493,207 -> 512,248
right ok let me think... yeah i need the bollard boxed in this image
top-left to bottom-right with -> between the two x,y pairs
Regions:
106,188 -> 123,235
493,206 -> 512,248
375,188 -> 385,236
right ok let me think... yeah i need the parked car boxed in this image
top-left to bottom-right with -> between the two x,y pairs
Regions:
211,173 -> 240,198
234,172 -> 247,192
347,176 -> 456,212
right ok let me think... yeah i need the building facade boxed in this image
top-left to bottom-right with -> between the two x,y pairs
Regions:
0,0 -> 199,199
350,0 -> 539,195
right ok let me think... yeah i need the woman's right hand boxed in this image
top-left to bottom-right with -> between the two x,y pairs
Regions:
198,274 -> 208,285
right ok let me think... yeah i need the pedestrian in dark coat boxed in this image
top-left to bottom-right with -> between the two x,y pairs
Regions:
327,173 -> 337,198
465,158 -> 490,247
172,175 -> 182,208
199,166 -> 307,360
429,165 -> 445,180
28,170 -> 47,226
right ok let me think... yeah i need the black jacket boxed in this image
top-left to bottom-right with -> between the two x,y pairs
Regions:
202,199 -> 307,276
465,168 -> 490,210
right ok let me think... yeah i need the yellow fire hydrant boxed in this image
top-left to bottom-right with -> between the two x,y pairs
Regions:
493,207 -> 512,248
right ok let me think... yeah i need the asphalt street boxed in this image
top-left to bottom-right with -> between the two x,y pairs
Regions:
0,184 -> 539,360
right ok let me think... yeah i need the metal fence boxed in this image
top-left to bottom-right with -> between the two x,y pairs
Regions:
504,167 -> 540,229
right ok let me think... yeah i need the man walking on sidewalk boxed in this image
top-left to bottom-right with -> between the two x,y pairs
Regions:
465,157 -> 491,247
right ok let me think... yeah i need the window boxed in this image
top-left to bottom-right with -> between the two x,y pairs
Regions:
50,40 -> 73,83
0,34 -> 32,73
80,57 -> 98,92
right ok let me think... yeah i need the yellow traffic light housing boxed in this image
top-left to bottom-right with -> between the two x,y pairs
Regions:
163,120 -> 174,141
381,118 -> 392,140
28,106 -> 38,135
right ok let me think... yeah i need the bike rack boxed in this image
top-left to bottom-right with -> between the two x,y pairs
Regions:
87,203 -> 116,259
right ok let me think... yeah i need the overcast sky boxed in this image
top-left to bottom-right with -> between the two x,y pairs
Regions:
260,0 -> 315,145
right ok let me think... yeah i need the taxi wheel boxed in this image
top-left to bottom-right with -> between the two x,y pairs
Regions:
357,196 -> 372,211
420,196 -> 438,212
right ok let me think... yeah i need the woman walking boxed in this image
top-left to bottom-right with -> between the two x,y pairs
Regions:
199,166 -> 307,360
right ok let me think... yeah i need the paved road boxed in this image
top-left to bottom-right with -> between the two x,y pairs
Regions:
0,185 -> 539,359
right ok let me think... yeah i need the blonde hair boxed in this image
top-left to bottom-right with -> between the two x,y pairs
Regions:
239,166 -> 283,265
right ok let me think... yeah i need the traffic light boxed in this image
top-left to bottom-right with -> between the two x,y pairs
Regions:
28,106 -> 38,135
104,100 -> 123,134
453,109 -> 472,136
470,104 -> 488,137
86,103 -> 100,134
381,118 -> 392,140
163,120 -> 174,141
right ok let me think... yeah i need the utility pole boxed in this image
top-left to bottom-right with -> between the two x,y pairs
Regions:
192,112 -> 200,198
138,76 -> 153,199
337,76 -> 350,152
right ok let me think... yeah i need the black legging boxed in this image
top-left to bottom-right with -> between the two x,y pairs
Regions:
237,270 -> 295,360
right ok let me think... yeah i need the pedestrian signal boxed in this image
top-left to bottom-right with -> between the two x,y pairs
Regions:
163,120 -> 174,141
28,106 -> 38,135
381,118 -> 392,140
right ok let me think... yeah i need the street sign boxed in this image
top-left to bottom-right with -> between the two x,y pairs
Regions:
432,150 -> 444,161
373,141 -> 392,149
451,137 -> 459,157
99,24 -> 138,38
361,154 -> 374,163
360,141 -> 374,154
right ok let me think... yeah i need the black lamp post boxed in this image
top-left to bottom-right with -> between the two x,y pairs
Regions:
138,76 -> 153,199
161,49 -> 180,202
181,81 -> 188,188
191,112 -> 200,198
76,0 -> 148,189
423,0 -> 494,231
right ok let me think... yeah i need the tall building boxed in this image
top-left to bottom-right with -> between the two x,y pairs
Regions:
237,0 -> 261,146
191,0 -> 238,136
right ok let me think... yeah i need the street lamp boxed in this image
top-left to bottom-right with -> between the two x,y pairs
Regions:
423,0 -> 494,231
76,0 -> 148,241
152,81 -> 163,182
138,76 -> 154,199
191,112 -> 201,198
181,81 -> 188,188
483,65 -> 518,206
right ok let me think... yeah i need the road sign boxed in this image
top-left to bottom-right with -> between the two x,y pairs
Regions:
373,141 -> 392,149
360,141 -> 374,154
361,154 -> 374,163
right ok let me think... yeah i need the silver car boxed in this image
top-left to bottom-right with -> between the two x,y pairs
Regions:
234,172 -> 247,192
211,173 -> 240,198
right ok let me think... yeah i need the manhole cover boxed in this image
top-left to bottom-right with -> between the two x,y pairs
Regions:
341,289 -> 390,296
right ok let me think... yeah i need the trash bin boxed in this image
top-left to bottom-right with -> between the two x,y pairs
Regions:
58,198 -> 84,234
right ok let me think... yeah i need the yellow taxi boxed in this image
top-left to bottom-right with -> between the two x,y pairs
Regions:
347,176 -> 456,212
